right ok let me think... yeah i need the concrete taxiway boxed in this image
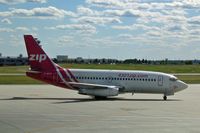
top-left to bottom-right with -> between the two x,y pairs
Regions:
0,84 -> 199,133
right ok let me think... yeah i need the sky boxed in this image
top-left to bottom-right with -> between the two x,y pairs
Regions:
0,0 -> 200,60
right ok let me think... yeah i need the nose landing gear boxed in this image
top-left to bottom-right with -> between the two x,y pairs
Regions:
163,96 -> 167,100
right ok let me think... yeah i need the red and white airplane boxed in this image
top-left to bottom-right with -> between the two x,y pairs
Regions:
24,35 -> 188,100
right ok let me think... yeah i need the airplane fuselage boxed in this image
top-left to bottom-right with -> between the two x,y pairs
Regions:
24,35 -> 188,100
28,68 -> 187,97
68,69 -> 187,95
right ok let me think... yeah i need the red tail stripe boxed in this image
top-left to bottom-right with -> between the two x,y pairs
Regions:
59,68 -> 71,82
67,69 -> 78,82
57,68 -> 75,89
57,66 -> 72,84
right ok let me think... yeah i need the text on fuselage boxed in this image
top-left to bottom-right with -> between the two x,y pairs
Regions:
118,73 -> 148,78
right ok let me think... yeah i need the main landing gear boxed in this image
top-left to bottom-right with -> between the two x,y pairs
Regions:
163,95 -> 167,101
94,96 -> 107,100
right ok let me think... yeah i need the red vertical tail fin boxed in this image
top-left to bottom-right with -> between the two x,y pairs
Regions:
24,35 -> 55,72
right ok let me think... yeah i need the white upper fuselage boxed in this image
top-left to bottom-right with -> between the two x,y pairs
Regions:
69,69 -> 187,96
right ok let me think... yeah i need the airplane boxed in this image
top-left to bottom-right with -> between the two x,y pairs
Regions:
24,35 -> 188,100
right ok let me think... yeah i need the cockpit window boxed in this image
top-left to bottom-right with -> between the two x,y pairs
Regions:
169,77 -> 177,81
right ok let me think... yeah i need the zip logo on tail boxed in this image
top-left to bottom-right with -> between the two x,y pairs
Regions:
24,35 -> 55,72
29,54 -> 47,62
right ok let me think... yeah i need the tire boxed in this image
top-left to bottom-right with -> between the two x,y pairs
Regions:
94,96 -> 107,100
163,96 -> 167,100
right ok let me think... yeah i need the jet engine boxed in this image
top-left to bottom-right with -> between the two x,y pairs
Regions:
78,87 -> 119,97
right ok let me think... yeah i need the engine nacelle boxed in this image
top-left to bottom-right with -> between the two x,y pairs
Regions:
79,87 -> 119,97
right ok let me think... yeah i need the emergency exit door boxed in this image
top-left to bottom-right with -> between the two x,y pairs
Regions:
158,75 -> 163,86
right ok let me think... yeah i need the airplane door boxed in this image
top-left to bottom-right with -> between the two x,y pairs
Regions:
158,75 -> 163,86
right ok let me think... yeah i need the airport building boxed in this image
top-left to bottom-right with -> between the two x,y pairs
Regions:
56,55 -> 68,62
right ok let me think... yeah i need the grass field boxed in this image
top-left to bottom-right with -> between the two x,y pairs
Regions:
1,64 -> 200,73
0,64 -> 200,84
61,64 -> 200,73
176,75 -> 200,84
0,75 -> 42,84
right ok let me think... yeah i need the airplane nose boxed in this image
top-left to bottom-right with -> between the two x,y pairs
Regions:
177,80 -> 188,91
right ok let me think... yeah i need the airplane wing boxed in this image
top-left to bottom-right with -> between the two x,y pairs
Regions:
68,82 -> 120,90
68,82 -> 122,96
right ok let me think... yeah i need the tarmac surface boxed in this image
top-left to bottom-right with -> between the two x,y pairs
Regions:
0,84 -> 199,133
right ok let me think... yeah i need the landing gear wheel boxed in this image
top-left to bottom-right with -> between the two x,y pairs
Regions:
94,96 -> 107,100
163,96 -> 167,101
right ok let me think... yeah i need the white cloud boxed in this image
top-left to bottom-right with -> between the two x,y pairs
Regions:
179,0 -> 200,8
166,24 -> 187,32
0,6 -> 76,19
32,27 -> 38,31
77,6 -> 147,18
0,0 -> 47,4
73,16 -> 121,25
189,28 -> 200,35
188,16 -> 200,25
77,6 -> 100,16
57,36 -> 74,46
0,0 -> 199,59
104,9 -> 143,17
9,35 -> 24,47
15,27 -> 29,31
87,0 -> 200,9
81,36 -> 131,47
0,27 -> 30,32
0,28 -> 14,32
1,18 -> 12,24
112,24 -> 160,31
82,0 -> 200,44
146,31 -> 161,37
45,24 -> 97,34
86,0 -> 123,8
78,2 -> 186,27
